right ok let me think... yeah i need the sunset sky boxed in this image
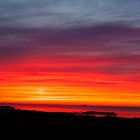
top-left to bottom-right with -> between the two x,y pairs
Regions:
0,0 -> 140,106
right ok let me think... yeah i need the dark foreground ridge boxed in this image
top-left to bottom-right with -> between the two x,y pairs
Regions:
0,106 -> 140,139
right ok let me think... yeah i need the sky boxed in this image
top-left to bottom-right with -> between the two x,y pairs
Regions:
0,0 -> 140,106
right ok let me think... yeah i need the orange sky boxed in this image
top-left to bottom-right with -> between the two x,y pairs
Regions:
0,59 -> 140,106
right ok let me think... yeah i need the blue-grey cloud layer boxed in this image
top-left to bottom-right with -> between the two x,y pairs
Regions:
0,0 -> 140,28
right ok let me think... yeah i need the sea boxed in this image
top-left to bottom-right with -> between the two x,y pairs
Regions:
1,103 -> 140,118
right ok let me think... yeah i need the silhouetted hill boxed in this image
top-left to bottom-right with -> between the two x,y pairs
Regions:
0,106 -> 139,139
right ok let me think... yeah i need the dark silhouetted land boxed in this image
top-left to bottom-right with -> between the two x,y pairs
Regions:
0,106 -> 140,139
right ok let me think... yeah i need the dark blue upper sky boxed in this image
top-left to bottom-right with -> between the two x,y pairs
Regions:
0,0 -> 140,28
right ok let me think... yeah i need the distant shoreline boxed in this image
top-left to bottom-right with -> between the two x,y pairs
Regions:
1,102 -> 140,108
0,103 -> 140,118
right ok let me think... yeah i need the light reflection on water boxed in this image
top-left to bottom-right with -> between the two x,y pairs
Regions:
1,103 -> 140,118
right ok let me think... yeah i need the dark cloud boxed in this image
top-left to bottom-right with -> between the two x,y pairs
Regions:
0,25 -> 140,63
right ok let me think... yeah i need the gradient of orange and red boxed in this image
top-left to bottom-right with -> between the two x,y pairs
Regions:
0,0 -> 140,107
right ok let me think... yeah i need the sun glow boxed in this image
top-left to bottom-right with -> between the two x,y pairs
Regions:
38,88 -> 45,95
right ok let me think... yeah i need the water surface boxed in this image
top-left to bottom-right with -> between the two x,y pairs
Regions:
1,103 -> 140,118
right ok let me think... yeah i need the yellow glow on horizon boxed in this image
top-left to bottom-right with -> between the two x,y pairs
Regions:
0,84 -> 140,107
